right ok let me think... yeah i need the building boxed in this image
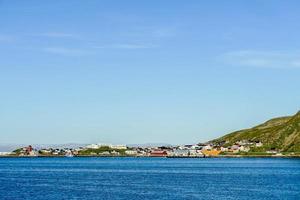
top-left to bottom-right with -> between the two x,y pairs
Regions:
125,150 -> 138,155
220,147 -> 229,152
255,142 -> 263,147
171,149 -> 190,157
109,145 -> 127,150
266,150 -> 277,154
86,144 -> 100,149
202,149 -> 221,157
0,152 -> 11,156
150,150 -> 168,157
231,145 -> 240,153
202,145 -> 213,150
239,146 -> 250,152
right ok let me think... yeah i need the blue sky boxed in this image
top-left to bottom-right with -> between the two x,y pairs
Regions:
1,0 -> 300,144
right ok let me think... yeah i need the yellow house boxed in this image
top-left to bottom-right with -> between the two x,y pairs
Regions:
202,149 -> 221,157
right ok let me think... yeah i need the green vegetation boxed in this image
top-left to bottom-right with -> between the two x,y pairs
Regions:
221,151 -> 275,156
212,111 -> 300,152
78,146 -> 127,156
12,148 -> 22,155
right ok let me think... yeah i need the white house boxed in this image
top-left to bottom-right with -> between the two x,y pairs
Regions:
239,146 -> 250,152
202,145 -> 212,150
255,142 -> 263,147
110,145 -> 127,150
220,147 -> 229,152
125,150 -> 137,155
0,152 -> 11,156
171,149 -> 190,156
86,144 -> 100,149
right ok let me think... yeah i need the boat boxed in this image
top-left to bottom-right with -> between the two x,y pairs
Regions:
65,151 -> 74,157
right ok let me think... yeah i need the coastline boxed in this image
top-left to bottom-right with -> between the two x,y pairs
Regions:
1,155 -> 300,158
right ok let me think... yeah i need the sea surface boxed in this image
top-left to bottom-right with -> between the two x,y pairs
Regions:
0,157 -> 300,200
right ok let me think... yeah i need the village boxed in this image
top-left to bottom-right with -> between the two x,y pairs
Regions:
0,140 -> 282,158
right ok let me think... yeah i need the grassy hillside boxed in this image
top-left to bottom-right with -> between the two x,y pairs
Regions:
78,146 -> 127,156
212,111 -> 300,152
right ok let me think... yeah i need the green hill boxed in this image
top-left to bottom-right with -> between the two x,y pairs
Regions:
212,111 -> 300,152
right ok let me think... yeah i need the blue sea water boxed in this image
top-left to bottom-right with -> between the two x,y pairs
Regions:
0,157 -> 300,200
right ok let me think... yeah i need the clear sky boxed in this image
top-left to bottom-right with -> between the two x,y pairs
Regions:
1,0 -> 300,145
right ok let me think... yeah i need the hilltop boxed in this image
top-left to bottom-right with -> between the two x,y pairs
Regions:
211,111 -> 300,152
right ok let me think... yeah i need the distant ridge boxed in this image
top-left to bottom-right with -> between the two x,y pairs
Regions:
127,143 -> 173,148
211,111 -> 300,152
0,143 -> 87,152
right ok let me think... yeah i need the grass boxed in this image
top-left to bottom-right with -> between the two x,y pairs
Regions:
78,146 -> 128,156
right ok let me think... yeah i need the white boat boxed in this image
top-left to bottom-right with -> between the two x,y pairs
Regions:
65,151 -> 74,157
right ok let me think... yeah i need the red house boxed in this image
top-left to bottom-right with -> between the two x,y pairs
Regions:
150,150 -> 168,157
